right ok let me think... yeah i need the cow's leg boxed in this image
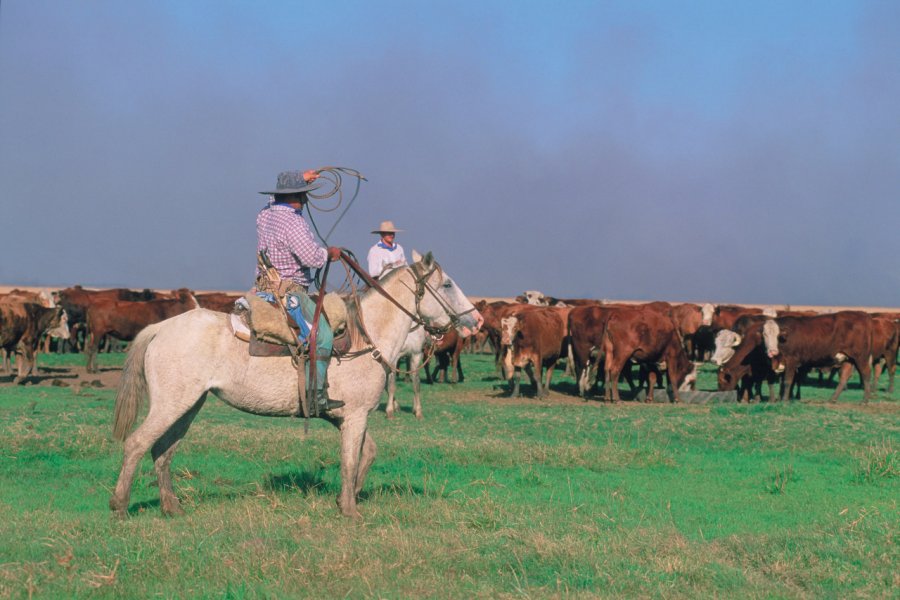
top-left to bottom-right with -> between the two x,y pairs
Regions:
509,367 -> 521,397
455,349 -> 464,383
646,369 -> 656,403
524,362 -> 540,397
151,395 -> 206,517
337,415 -> 369,519
610,364 -> 622,402
872,360 -> 884,392
855,356 -> 872,403
603,360 -> 613,402
385,370 -> 398,419
543,361 -> 556,397
14,346 -> 35,384
888,361 -> 896,394
780,367 -> 797,403
85,333 -> 98,374
827,362 -> 853,403
448,349 -> 459,383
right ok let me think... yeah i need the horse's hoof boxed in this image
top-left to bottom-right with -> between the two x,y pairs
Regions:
162,505 -> 185,517
337,500 -> 362,519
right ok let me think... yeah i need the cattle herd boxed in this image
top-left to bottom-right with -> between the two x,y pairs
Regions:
0,286 -> 239,384
1,285 -> 898,407
473,290 -> 899,404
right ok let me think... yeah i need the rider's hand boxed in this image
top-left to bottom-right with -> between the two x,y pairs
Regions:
327,246 -> 342,261
303,169 -> 320,182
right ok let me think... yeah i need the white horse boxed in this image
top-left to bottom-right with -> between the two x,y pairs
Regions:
109,252 -> 482,519
385,325 -> 427,419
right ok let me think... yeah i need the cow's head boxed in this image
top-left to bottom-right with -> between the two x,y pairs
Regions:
46,308 -> 71,340
762,320 -> 781,358
500,316 -> 519,346
717,365 -> 743,391
711,329 -> 742,366
679,363 -> 698,392
701,303 -> 715,327
520,291 -> 548,306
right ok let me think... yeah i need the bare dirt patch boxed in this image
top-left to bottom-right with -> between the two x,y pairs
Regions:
0,364 -> 122,390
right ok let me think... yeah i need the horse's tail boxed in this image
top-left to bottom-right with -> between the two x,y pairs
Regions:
112,322 -> 164,441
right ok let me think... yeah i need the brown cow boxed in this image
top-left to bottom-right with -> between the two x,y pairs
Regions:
84,290 -> 199,372
567,302 -> 675,398
870,316 -> 899,393
671,303 -> 714,360
57,286 -> 175,353
0,299 -> 69,383
501,306 -> 570,397
195,292 -> 241,313
715,316 -> 779,402
762,311 -> 873,403
602,306 -> 696,403
425,329 -> 465,384
479,301 -> 543,373
567,304 -> 619,397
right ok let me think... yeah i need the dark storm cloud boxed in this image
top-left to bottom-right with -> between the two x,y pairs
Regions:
0,2 -> 897,307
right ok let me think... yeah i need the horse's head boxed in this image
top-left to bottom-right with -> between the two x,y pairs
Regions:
409,250 -> 483,337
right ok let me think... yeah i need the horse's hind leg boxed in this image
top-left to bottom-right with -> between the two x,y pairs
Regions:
110,396 -> 205,518
152,394 -> 207,516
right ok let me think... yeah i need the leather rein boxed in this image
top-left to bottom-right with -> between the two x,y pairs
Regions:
333,251 -> 476,371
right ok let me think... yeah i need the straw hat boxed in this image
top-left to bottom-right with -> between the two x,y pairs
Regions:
371,220 -> 403,234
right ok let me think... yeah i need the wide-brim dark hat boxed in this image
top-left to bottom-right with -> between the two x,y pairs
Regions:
259,170 -> 322,195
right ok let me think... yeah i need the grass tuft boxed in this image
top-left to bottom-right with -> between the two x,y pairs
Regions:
853,437 -> 898,483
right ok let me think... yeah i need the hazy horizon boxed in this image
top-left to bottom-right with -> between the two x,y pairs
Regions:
2,1 -> 898,307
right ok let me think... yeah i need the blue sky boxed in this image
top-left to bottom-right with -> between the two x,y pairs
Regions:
1,1 -> 898,306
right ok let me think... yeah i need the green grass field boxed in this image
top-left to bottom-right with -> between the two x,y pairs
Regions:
1,352 -> 897,598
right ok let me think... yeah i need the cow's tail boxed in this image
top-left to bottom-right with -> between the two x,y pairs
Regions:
112,322 -> 164,441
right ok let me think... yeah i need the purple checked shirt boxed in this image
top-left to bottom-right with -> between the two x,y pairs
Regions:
256,203 -> 328,288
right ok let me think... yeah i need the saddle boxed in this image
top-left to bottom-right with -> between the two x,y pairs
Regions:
229,292 -> 352,358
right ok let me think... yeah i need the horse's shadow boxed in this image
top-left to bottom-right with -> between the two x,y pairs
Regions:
264,470 -> 427,500
265,470 -> 334,494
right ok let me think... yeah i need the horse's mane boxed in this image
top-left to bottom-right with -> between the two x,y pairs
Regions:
342,266 -> 413,351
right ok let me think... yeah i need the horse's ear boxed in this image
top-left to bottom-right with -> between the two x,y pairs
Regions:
411,249 -> 422,263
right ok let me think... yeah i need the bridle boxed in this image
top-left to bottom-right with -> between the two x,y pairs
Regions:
405,260 -> 478,337
334,252 -> 476,368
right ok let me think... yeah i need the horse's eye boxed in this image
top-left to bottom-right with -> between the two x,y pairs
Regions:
442,280 -> 453,289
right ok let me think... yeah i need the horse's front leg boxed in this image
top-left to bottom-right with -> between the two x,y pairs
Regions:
355,430 -> 377,497
337,415 -> 369,518
410,351 -> 423,419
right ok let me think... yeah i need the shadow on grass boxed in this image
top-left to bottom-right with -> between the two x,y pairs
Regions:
265,470 -> 430,501
264,470 -> 335,494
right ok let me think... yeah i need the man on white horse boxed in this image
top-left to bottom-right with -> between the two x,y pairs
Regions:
367,220 -> 408,278
256,169 -> 344,411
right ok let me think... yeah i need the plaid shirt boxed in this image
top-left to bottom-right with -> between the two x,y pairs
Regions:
256,203 -> 327,288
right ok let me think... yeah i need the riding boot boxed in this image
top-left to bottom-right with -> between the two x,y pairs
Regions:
315,388 -> 345,411
314,360 -> 344,411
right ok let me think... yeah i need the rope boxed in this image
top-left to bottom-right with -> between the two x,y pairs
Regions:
304,166 -> 366,245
